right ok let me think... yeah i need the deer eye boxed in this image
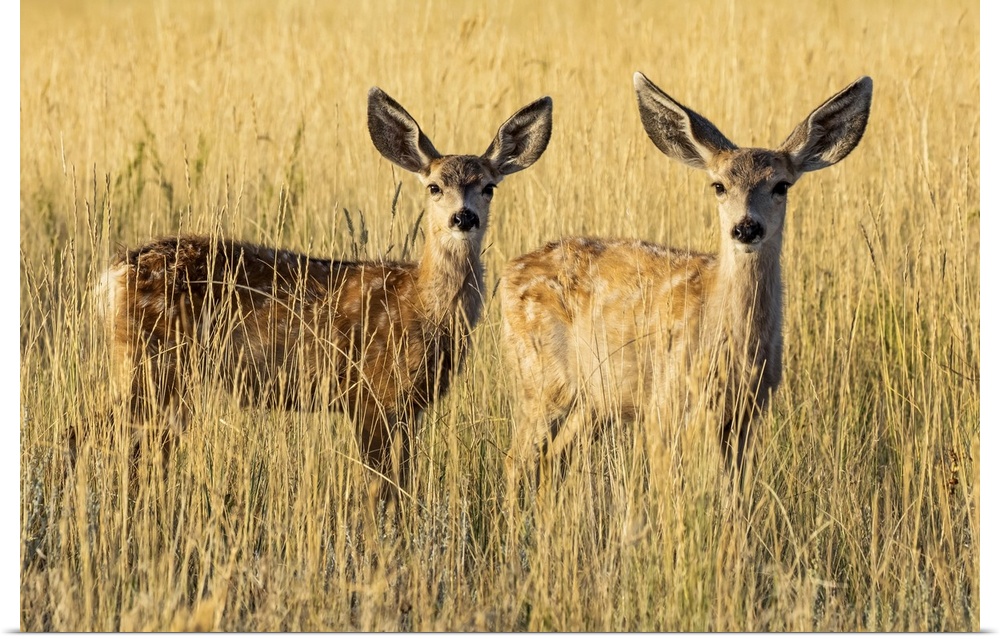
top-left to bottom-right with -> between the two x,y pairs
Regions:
482,184 -> 496,198
712,182 -> 727,196
428,184 -> 442,196
772,181 -> 791,197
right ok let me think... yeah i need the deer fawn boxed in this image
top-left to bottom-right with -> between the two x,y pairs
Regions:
502,73 -> 872,489
98,87 -> 552,494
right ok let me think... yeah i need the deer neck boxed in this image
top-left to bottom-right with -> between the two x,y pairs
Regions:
415,234 -> 485,331
708,238 -> 784,368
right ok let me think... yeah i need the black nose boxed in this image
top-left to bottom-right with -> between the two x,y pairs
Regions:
732,218 -> 764,244
451,209 -> 480,232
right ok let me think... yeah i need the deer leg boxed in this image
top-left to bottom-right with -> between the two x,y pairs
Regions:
719,414 -> 753,478
129,344 -> 190,452
505,398 -> 571,503
387,414 -> 412,498
543,408 -> 592,483
113,341 -> 189,506
504,399 -> 595,518
355,401 -> 413,508
504,420 -> 543,492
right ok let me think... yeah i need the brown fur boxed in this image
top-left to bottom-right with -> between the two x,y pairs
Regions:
100,235 -> 467,487
98,87 -> 553,495
502,73 -> 872,489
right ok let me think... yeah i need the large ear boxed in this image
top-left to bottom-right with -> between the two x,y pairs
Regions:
367,87 -> 442,174
633,72 -> 737,170
778,76 -> 873,174
482,96 -> 553,176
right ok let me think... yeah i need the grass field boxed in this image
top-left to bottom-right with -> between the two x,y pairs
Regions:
19,0 -> 979,631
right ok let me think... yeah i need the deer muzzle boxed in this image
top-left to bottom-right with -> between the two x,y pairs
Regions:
451,209 -> 480,232
731,218 -> 764,245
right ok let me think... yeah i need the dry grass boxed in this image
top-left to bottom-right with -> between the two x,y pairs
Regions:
20,0 -> 979,631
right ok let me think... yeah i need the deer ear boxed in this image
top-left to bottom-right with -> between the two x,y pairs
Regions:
633,72 -> 737,170
367,87 -> 441,174
779,76 -> 873,174
483,96 -> 553,176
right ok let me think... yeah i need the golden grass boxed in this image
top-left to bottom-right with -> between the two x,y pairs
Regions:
20,0 -> 979,630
